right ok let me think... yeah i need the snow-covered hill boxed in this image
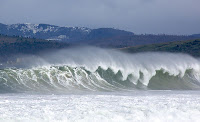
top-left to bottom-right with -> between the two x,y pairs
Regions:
0,23 -> 199,48
0,23 -> 92,41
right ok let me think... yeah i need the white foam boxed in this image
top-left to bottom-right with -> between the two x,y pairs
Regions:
0,92 -> 200,122
3,47 -> 200,89
34,47 -> 200,86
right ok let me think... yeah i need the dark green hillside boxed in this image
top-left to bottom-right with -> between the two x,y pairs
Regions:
0,34 -> 70,57
122,39 -> 200,57
79,34 -> 199,48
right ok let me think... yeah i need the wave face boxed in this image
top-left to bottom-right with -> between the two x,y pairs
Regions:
1,47 -> 200,93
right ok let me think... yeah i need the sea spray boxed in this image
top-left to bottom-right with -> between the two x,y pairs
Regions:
1,47 -> 200,93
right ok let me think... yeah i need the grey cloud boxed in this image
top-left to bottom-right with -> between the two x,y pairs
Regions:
0,0 -> 199,34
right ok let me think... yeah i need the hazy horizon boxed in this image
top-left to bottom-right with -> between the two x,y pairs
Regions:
0,0 -> 200,35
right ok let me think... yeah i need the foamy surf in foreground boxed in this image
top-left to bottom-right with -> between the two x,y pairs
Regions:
0,47 -> 200,121
0,91 -> 200,122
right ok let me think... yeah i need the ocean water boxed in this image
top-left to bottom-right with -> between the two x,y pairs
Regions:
0,91 -> 200,122
0,47 -> 200,121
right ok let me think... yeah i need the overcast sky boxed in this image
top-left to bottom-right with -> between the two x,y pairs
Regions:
0,0 -> 199,35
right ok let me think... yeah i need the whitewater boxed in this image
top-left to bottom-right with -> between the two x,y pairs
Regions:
0,47 -> 200,121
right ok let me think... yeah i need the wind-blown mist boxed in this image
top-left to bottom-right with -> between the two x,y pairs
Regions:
1,47 -> 200,93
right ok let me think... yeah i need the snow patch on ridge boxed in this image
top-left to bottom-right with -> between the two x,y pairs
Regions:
7,23 -> 91,35
47,35 -> 69,41
66,26 -> 91,33
8,23 -> 59,34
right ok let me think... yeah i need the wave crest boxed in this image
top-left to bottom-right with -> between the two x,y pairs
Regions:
0,47 -> 200,93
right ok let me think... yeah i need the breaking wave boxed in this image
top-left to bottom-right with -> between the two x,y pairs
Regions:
1,47 -> 200,93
